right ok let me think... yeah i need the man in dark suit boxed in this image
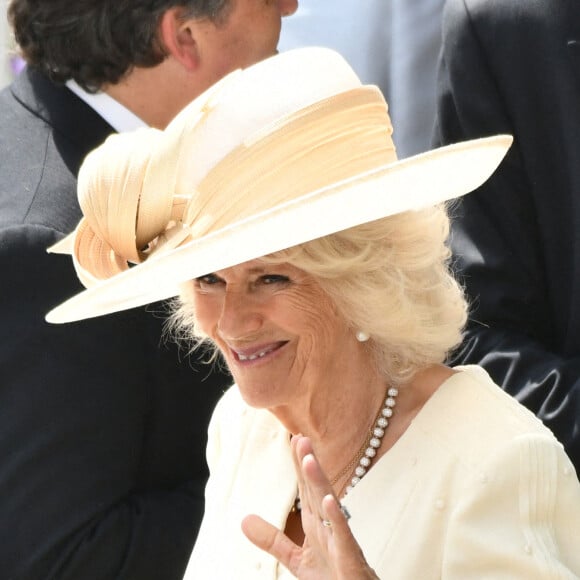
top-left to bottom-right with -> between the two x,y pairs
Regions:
434,0 -> 580,471
0,0 -> 298,578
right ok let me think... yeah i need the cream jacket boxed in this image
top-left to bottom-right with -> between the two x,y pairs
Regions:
184,366 -> 580,579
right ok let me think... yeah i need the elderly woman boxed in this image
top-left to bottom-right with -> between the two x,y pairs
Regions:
47,48 -> 580,578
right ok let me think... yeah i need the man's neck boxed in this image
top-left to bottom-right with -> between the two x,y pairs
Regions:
103,60 -> 203,130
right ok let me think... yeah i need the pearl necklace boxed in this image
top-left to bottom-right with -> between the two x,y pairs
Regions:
292,386 -> 398,512
344,386 -> 398,495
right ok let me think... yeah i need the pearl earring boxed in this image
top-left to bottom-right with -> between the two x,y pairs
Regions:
355,330 -> 370,342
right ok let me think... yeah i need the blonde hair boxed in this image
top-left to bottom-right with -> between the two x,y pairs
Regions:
170,203 -> 467,386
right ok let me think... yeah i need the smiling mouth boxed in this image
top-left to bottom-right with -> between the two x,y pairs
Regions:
232,342 -> 287,362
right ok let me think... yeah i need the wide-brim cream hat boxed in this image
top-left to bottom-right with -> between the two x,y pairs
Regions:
46,47 -> 512,324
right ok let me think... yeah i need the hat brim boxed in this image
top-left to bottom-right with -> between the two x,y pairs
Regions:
46,135 -> 512,324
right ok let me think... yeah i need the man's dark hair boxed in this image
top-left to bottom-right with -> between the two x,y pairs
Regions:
8,0 -> 231,92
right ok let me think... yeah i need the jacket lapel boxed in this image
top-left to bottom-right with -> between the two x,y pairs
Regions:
11,68 -> 115,170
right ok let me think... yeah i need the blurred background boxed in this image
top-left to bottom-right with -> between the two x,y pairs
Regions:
278,0 -> 444,156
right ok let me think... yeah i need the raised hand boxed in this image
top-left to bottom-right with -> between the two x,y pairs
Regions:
241,435 -> 379,579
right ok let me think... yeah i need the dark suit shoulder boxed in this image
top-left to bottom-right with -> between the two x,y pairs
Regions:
0,69 -> 114,234
446,0 -> 570,39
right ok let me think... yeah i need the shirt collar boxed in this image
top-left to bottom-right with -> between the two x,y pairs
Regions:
65,80 -> 147,132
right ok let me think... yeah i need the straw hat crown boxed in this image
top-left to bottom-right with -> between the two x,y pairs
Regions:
46,47 -> 512,323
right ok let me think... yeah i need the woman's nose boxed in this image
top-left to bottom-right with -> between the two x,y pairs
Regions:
279,0 -> 298,18
217,290 -> 263,340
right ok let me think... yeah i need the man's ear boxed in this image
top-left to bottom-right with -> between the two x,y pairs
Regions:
159,8 -> 200,72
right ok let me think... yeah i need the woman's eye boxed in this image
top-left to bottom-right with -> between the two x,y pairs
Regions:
260,274 -> 290,285
196,273 -> 222,286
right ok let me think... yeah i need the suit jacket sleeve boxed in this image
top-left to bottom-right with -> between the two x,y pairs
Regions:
0,224 -> 202,580
433,0 -> 580,471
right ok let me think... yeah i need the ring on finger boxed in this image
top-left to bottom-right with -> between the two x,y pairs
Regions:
321,519 -> 332,527
340,504 -> 351,521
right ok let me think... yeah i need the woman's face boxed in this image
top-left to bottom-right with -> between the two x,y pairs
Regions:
191,259 -> 355,409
